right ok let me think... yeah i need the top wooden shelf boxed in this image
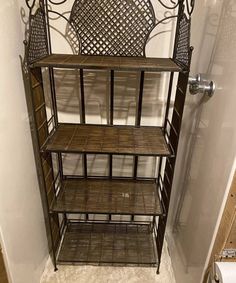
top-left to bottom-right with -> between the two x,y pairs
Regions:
31,54 -> 182,72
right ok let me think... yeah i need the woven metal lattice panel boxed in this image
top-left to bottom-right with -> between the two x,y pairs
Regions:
27,8 -> 48,64
69,0 -> 155,56
174,13 -> 191,68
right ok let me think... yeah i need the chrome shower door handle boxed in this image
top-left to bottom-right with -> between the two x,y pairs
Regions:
188,73 -> 215,97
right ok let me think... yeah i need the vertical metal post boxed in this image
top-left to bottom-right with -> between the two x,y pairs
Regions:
43,0 -> 52,54
155,72 -> 174,228
48,68 -> 65,209
79,69 -> 88,221
133,71 -> 145,179
109,70 -> 114,178
79,69 -> 87,177
136,71 -> 145,127
132,71 -> 145,221
27,67 -> 58,271
163,72 -> 174,130
156,47 -> 194,273
44,0 -> 63,193
108,70 -> 114,221
80,69 -> 86,124
163,0 -> 184,131
30,3 -> 60,271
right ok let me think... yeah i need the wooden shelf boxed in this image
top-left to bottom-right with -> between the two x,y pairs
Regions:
32,54 -> 182,72
58,222 -> 158,266
43,123 -> 171,156
51,178 -> 162,216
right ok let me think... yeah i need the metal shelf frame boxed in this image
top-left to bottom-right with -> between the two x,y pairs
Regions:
22,0 -> 195,274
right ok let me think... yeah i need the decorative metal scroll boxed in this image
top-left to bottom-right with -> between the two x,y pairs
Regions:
24,0 -> 195,67
69,0 -> 156,56
26,4 -> 48,65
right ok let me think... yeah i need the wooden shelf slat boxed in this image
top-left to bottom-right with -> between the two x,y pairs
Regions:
43,123 -> 171,156
58,222 -> 158,266
51,178 -> 162,216
32,54 -> 182,72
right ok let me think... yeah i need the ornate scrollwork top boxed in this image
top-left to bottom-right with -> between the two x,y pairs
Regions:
24,0 -> 195,68
25,0 -> 37,10
69,0 -> 156,57
156,0 -> 194,17
185,0 -> 195,17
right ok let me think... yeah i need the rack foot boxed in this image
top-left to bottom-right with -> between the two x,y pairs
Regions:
156,263 -> 160,274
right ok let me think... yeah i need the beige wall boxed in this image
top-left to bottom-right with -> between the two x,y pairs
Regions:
0,1 -> 48,282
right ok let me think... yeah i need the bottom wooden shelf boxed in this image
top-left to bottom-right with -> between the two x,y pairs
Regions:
57,222 -> 158,267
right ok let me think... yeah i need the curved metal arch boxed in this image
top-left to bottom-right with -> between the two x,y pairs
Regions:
48,0 -> 68,5
157,0 -> 195,17
47,9 -> 81,52
157,0 -> 179,10
27,0 -> 195,18
48,10 -> 73,26
48,23 -> 80,54
145,14 -> 178,47
155,14 -> 178,26
186,0 -> 195,16
25,0 -> 37,10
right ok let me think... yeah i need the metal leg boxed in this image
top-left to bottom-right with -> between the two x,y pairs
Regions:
132,71 -> 145,221
156,263 -> 160,274
108,70 -> 114,221
79,69 -> 89,221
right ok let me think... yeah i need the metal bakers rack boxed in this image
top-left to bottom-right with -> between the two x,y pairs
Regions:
22,0 -> 195,273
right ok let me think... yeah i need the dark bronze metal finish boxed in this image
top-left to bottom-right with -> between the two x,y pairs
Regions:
26,7 -> 49,65
32,54 -> 182,72
70,0 -> 155,56
58,222 -> 158,266
42,123 -> 171,156
51,178 -> 163,216
23,0 -> 195,274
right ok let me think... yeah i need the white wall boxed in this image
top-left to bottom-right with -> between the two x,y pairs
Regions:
0,1 -> 48,282
167,0 -> 236,282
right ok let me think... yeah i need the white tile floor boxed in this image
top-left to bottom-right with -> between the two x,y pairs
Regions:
40,240 -> 176,283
